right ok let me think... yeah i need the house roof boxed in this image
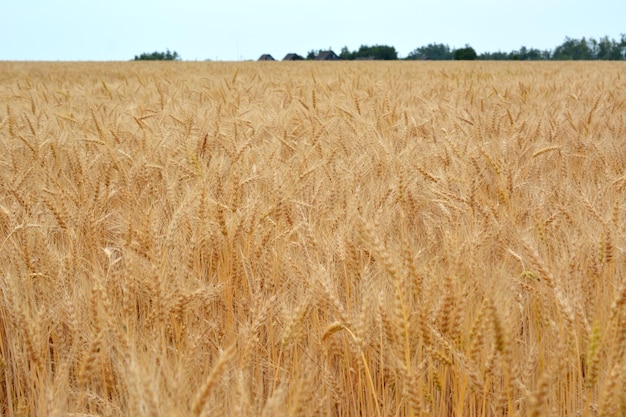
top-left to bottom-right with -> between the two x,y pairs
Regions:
316,50 -> 340,60
258,54 -> 275,61
283,53 -> 304,61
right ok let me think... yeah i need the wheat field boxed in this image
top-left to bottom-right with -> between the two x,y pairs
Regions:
0,61 -> 625,416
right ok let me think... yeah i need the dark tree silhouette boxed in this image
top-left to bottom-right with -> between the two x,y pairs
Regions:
406,43 -> 453,60
134,49 -> 180,61
339,45 -> 398,60
453,45 -> 477,60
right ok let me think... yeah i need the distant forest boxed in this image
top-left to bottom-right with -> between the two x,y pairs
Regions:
134,34 -> 626,61
327,34 -> 626,61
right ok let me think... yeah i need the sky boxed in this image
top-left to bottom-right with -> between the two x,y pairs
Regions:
1,0 -> 624,61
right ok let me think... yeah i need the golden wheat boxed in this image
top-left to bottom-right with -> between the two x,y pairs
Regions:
0,61 -> 624,416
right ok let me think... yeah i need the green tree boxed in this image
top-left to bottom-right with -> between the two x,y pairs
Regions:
339,46 -> 355,60
406,43 -> 453,60
479,50 -> 509,60
453,45 -> 477,60
351,44 -> 398,60
594,36 -> 623,60
306,50 -> 318,60
506,46 -> 548,60
134,49 -> 180,61
552,37 -> 593,60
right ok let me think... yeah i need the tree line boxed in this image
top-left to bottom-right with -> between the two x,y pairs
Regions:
133,49 -> 180,61
339,34 -> 626,60
408,35 -> 626,60
133,34 -> 626,61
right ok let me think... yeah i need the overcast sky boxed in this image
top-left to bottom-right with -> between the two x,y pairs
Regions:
1,0 -> 624,61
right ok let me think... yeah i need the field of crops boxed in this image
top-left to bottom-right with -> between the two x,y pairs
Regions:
1,61 -> 625,416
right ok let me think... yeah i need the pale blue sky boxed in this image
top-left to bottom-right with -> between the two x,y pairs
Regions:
1,0 -> 624,61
